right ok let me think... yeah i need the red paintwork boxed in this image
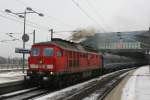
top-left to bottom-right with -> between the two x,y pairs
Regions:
28,43 -> 103,74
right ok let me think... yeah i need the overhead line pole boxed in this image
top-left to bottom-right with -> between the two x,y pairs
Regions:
33,30 -> 35,44
145,28 -> 150,73
22,10 -> 26,73
49,29 -> 81,41
50,29 -> 53,41
5,7 -> 44,73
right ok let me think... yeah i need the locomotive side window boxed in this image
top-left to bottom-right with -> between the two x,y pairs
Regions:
70,52 -> 72,58
57,51 -> 62,57
43,48 -> 54,56
31,48 -> 40,56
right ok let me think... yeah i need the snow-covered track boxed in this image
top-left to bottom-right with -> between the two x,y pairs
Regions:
0,81 -> 26,95
0,64 -> 27,73
0,68 -> 28,73
0,87 -> 50,100
46,69 -> 131,100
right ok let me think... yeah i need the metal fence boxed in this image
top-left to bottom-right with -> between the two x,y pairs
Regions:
0,64 -> 28,72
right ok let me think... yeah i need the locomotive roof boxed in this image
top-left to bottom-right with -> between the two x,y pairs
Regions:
33,38 -> 99,54
34,38 -> 85,51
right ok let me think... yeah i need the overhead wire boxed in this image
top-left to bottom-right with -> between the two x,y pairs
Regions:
6,33 -> 20,40
14,0 -> 81,41
0,12 -> 47,44
45,15 -> 75,28
72,0 -> 105,32
0,10 -> 50,31
0,32 -> 21,43
15,0 -> 28,7
14,0 -> 75,29
0,11 -> 49,32
8,0 -> 108,39
0,39 -> 32,47
0,13 -> 23,24
0,37 -> 21,43
0,33 -> 33,46
86,0 -> 111,32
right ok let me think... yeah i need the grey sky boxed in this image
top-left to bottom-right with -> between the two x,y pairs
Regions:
0,0 -> 150,57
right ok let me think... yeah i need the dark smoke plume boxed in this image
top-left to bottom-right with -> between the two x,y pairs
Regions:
70,28 -> 96,42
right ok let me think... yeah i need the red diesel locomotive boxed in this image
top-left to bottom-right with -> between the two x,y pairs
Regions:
25,38 -> 102,85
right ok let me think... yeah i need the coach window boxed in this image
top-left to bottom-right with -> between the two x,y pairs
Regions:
31,48 -> 39,56
84,54 -> 85,58
70,52 -> 72,58
77,53 -> 79,58
86,54 -> 88,58
57,51 -> 62,57
80,54 -> 82,58
43,48 -> 54,56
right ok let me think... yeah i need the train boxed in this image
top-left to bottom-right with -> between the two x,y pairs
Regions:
102,53 -> 138,73
24,38 -> 139,87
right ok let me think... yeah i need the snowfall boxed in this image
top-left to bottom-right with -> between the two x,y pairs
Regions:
0,65 -> 150,100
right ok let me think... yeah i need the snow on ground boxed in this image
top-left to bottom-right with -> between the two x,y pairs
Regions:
0,71 -> 26,84
82,93 -> 100,100
82,72 -> 129,100
34,77 -> 99,100
121,65 -> 150,100
34,69 -> 130,100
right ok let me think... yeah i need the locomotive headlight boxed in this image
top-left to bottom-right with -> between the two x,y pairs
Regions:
47,64 -> 53,69
50,71 -> 54,75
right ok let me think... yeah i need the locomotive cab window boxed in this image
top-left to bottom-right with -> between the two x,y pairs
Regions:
57,51 -> 62,57
31,48 -> 40,56
43,48 -> 54,56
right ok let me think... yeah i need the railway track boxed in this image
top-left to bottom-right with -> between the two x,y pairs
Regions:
46,69 -> 131,100
0,80 -> 59,100
0,81 -> 27,95
0,81 -> 47,100
0,68 -> 133,100
0,87 -> 51,100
